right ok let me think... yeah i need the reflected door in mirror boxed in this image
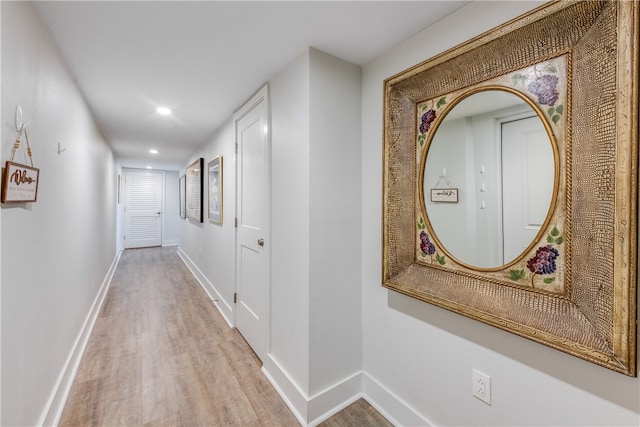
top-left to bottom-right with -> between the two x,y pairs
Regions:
501,116 -> 554,263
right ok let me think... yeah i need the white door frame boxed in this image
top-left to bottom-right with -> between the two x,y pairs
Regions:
122,168 -> 165,248
233,84 -> 271,361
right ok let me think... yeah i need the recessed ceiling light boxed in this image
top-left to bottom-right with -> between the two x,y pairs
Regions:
149,149 -> 158,154
146,166 -> 152,169
156,106 -> 172,115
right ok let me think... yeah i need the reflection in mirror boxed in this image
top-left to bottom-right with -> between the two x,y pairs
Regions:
423,89 -> 555,269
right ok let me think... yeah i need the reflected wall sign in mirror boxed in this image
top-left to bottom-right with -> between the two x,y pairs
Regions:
383,1 -> 637,376
421,88 -> 558,272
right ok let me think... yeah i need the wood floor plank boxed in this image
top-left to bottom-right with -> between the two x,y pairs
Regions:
318,399 -> 393,427
59,246 -> 391,427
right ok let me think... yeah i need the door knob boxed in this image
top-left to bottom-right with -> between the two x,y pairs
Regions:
258,238 -> 264,247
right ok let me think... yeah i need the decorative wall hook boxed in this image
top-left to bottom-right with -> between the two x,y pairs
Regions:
12,106 -> 35,165
14,106 -> 31,133
57,142 -> 67,155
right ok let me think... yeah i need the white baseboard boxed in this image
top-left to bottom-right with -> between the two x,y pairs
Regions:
261,356 -> 308,426
162,239 -> 179,247
176,246 -> 234,328
38,249 -> 123,427
362,372 -> 432,427
262,353 -> 363,426
307,372 -> 363,426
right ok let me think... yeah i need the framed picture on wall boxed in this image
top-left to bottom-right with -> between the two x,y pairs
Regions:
185,158 -> 203,223
179,174 -> 186,219
117,174 -> 122,204
208,156 -> 222,224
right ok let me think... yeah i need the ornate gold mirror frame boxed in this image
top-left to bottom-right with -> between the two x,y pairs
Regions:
383,0 -> 638,376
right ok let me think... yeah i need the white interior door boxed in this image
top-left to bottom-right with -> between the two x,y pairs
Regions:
124,169 -> 163,248
234,85 -> 270,362
502,116 -> 554,262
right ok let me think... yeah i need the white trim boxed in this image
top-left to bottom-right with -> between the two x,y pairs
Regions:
176,246 -> 234,328
307,372 -> 363,426
262,357 -> 307,426
362,372 -> 433,427
38,249 -> 123,427
262,353 -> 364,426
162,239 -> 179,247
308,393 -> 363,427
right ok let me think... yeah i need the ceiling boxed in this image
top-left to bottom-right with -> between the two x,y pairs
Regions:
35,1 -> 470,171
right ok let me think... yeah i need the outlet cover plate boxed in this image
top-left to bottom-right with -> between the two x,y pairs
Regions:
472,369 -> 491,405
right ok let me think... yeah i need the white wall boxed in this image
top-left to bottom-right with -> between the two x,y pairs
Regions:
267,48 -> 364,423
308,48 -> 362,398
362,1 -> 640,426
163,170 -> 180,246
1,2 -> 119,426
424,117 -> 477,264
269,50 -> 312,400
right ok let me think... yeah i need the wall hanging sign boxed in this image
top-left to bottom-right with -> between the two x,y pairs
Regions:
383,1 -> 638,376
2,108 -> 40,203
429,173 -> 458,203
430,188 -> 458,203
2,161 -> 39,203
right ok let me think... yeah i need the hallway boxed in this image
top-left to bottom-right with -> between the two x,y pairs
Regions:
59,247 -> 390,426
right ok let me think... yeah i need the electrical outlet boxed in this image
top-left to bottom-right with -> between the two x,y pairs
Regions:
472,369 -> 491,405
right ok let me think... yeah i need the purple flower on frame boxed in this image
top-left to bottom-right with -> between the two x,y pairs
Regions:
420,231 -> 436,256
526,245 -> 559,275
527,75 -> 559,106
419,110 -> 437,134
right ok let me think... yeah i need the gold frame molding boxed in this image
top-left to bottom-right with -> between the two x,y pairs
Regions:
382,0 -> 638,376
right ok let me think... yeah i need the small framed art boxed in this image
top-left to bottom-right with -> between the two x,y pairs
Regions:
208,156 -> 222,224
179,174 -> 186,219
186,158 -> 203,223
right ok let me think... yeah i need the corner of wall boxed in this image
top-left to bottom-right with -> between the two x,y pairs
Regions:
262,355 -> 363,426
265,47 -> 365,427
362,372 -> 432,427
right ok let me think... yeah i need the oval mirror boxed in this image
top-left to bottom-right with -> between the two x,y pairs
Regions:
422,88 -> 557,270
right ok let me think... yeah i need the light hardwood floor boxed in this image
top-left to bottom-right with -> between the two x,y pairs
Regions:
59,247 -> 392,427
